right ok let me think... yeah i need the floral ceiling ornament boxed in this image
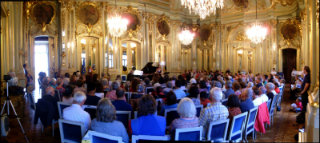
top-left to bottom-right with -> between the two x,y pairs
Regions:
180,0 -> 224,19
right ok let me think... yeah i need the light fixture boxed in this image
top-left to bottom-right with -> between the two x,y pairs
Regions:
246,0 -> 268,44
107,0 -> 129,37
81,39 -> 86,44
237,49 -> 243,54
62,31 -> 65,37
180,0 -> 224,19
272,43 -> 276,51
130,42 -> 136,48
178,29 -> 195,45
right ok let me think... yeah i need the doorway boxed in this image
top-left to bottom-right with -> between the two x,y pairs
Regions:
34,36 -> 49,102
282,48 -> 297,83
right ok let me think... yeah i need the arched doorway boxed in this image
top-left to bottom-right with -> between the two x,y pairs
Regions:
282,48 -> 297,83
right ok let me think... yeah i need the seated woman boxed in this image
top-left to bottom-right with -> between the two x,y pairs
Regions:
200,91 -> 211,107
170,98 -> 199,132
226,94 -> 242,119
130,95 -> 166,136
232,81 -> 242,96
105,82 -> 119,100
239,88 -> 255,113
252,86 -> 269,107
62,85 -> 73,104
159,91 -> 178,115
188,84 -> 201,105
94,82 -> 105,98
91,98 -> 129,143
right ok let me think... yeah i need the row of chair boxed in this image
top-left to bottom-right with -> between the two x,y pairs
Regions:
58,106 -> 258,143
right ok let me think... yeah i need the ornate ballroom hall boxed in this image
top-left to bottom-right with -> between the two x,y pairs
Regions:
0,0 -> 319,143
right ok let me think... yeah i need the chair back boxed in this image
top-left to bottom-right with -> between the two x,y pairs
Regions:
131,92 -> 143,100
133,111 -> 138,119
269,94 -> 279,116
89,130 -> 123,143
116,111 -> 131,128
228,112 -> 248,142
58,119 -> 86,143
244,107 -> 258,136
124,92 -> 131,102
164,108 -> 179,126
57,102 -> 71,119
132,135 -> 170,143
175,126 -> 202,141
84,105 -> 97,119
266,99 -> 271,111
55,89 -> 61,101
207,119 -> 229,142
195,105 -> 203,117
145,87 -> 154,94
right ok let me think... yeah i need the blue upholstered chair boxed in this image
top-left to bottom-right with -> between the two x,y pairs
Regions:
195,105 -> 203,117
269,94 -> 279,127
243,107 -> 258,141
207,119 -> 230,142
57,102 -> 71,119
116,111 -> 131,128
174,126 -> 203,141
58,119 -> 86,143
84,105 -> 97,119
228,112 -> 248,142
132,135 -> 170,143
89,130 -> 123,143
164,108 -> 179,126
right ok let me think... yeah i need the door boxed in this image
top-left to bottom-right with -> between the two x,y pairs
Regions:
282,48 -> 297,83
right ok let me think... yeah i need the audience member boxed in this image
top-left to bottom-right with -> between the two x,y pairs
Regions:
105,82 -> 119,100
91,98 -> 129,143
239,88 -> 255,112
159,91 -> 178,115
199,88 -> 229,137
173,80 -> 187,100
84,83 -> 101,106
170,98 -> 199,132
223,80 -> 234,99
112,88 -> 132,111
130,95 -> 166,136
226,94 -> 242,119
63,91 -> 91,131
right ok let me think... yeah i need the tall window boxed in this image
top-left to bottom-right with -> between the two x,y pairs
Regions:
122,51 -> 127,67
105,53 -> 114,68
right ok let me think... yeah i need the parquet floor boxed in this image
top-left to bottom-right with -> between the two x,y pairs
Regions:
1,84 -> 302,143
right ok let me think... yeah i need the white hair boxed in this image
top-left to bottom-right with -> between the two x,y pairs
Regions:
266,82 -> 275,90
73,91 -> 87,104
63,78 -> 70,86
247,82 -> 254,88
177,98 -> 196,118
210,87 -> 223,102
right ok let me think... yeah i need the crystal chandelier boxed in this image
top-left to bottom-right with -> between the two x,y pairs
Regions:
246,0 -> 268,44
180,0 -> 224,19
107,0 -> 128,37
107,14 -> 128,37
178,29 -> 195,45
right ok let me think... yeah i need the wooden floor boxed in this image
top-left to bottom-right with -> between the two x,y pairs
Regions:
1,84 -> 302,143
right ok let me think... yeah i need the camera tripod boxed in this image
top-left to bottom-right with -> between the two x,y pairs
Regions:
1,82 -> 29,143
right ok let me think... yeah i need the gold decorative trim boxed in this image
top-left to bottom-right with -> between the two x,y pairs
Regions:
280,18 -> 301,45
156,14 -> 170,39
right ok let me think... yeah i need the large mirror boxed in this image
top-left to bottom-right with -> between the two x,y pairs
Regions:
77,36 -> 99,71
235,48 -> 254,73
120,41 -> 141,74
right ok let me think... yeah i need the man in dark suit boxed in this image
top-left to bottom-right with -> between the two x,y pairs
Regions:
112,88 -> 132,111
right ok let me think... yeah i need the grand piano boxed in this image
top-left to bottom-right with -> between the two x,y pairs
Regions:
140,62 -> 159,80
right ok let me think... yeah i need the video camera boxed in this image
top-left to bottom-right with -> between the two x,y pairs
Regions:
3,75 -> 11,82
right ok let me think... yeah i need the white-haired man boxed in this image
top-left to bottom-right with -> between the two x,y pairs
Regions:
63,91 -> 91,131
199,87 -> 229,137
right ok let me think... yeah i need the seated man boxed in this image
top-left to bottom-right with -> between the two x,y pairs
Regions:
112,88 -> 132,111
34,86 -> 59,127
173,80 -> 186,100
223,80 -> 234,99
84,83 -> 101,106
199,88 -> 229,137
63,91 -> 91,131
252,86 -> 269,107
